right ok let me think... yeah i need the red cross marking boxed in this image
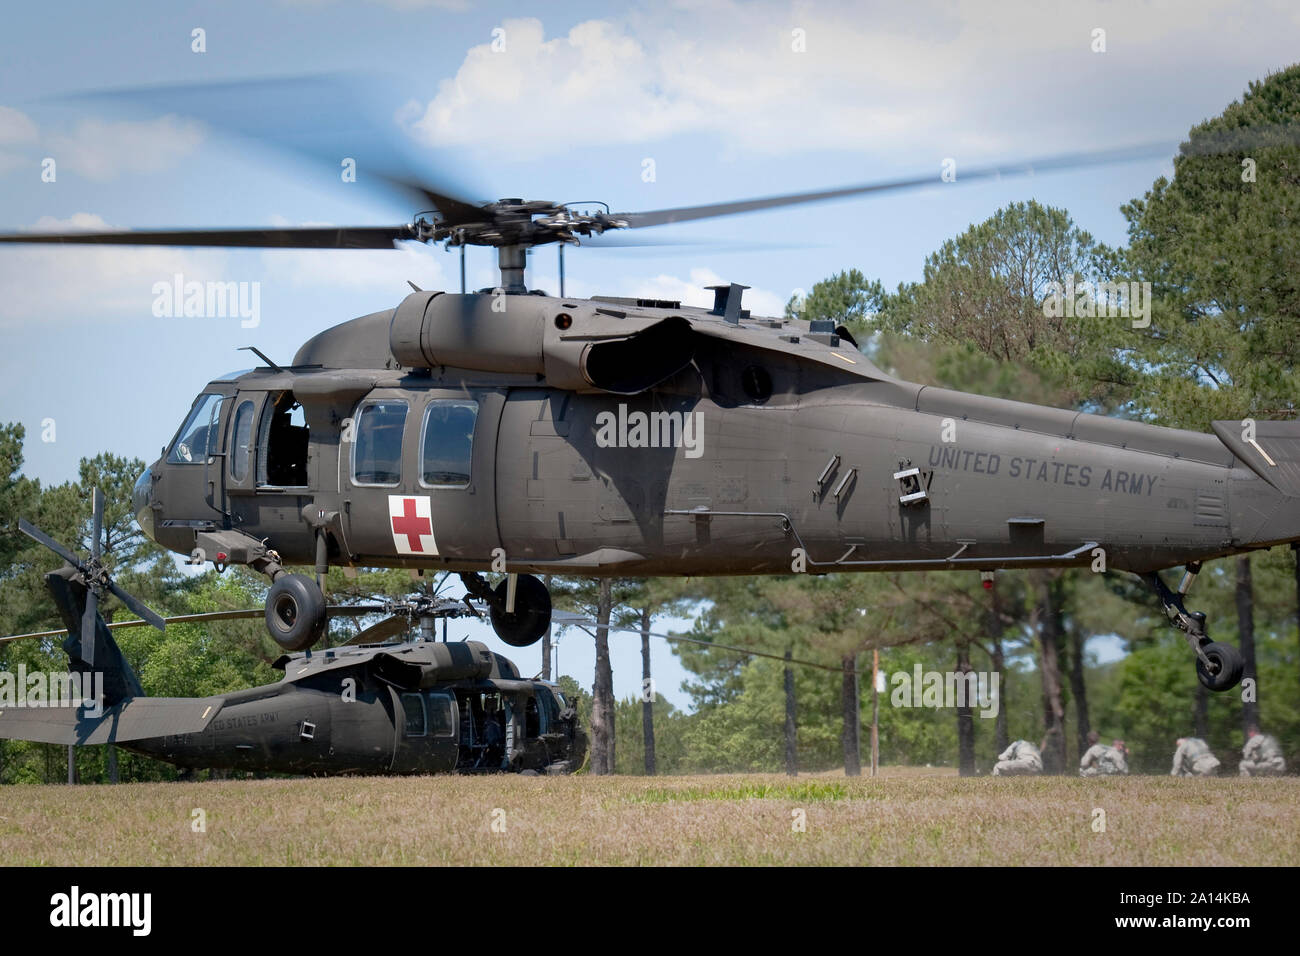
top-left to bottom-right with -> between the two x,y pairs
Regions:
391,498 -> 432,552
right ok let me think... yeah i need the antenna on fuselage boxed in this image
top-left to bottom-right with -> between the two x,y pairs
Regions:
238,346 -> 285,373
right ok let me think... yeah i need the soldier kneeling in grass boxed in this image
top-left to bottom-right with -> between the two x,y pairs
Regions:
1171,737 -> 1220,777
1079,730 -> 1128,776
1239,725 -> 1286,777
993,739 -> 1042,776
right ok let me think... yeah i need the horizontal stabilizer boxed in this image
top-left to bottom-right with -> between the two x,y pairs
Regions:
1212,420 -> 1300,495
0,696 -> 224,746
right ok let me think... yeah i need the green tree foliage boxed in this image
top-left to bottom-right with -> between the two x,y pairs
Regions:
1121,65 -> 1300,428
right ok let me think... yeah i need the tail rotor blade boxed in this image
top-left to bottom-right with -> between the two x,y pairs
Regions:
90,488 -> 104,560
106,581 -> 165,632
17,518 -> 84,569
80,589 -> 98,666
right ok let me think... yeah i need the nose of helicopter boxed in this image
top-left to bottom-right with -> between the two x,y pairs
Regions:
133,466 -> 156,543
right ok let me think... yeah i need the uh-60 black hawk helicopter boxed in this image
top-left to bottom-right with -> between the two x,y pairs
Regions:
3,77 -> 1295,695
0,491 -> 587,775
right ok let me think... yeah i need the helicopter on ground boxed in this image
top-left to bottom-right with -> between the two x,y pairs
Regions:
0,493 -> 586,776
3,77 -> 1292,693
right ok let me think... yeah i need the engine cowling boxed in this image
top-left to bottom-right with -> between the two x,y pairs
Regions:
388,292 -> 696,394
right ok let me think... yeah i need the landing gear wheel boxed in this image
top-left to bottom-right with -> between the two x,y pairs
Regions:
265,573 -> 327,652
1196,641 -> 1244,692
489,573 -> 551,648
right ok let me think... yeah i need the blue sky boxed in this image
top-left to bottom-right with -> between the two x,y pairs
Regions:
1,0 -> 1297,707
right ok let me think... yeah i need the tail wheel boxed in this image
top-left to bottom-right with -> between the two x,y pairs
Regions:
489,574 -> 551,648
1196,641 -> 1244,692
265,573 -> 327,652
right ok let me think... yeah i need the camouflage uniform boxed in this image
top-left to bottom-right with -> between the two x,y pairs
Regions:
1239,733 -> 1285,777
1080,743 -> 1128,776
1170,737 -> 1220,777
993,739 -> 1042,776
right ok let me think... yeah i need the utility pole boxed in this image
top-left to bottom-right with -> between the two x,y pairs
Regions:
871,648 -> 879,777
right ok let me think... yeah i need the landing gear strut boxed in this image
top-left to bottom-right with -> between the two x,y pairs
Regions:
1141,562 -> 1244,692
460,571 -> 551,647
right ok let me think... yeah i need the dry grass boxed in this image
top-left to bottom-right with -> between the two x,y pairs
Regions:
2,767 -> 1296,866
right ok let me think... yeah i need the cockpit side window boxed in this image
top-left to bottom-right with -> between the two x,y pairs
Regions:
167,393 -> 225,464
229,400 -> 255,481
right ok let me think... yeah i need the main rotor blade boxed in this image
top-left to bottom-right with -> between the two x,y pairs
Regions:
343,615 -> 411,646
17,518 -> 83,569
89,487 -> 104,561
0,225 -> 416,249
613,142 -> 1175,229
105,581 -> 165,632
0,604 -> 388,644
80,589 -> 98,666
59,73 -> 489,227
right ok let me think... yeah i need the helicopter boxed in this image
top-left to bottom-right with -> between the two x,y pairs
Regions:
2,77 -> 1291,693
0,492 -> 587,776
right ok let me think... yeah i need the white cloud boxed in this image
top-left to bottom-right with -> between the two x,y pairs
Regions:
0,106 -> 38,174
45,115 -> 205,182
0,106 -> 37,145
625,267 -> 787,316
405,1 -> 1300,161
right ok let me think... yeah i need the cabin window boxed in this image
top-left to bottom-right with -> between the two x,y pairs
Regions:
229,400 -> 255,481
420,400 -> 477,488
167,393 -> 225,464
427,692 -> 456,738
258,391 -> 310,487
400,693 -> 426,737
352,400 -> 408,486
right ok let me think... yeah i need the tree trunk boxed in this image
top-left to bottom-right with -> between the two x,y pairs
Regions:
1293,543 -> 1300,693
1236,555 -> 1258,736
1068,623 -> 1091,762
1035,572 -> 1067,774
541,574 -> 552,681
591,579 -> 615,774
987,576 -> 1009,754
1194,681 -> 1209,738
841,653 -> 861,776
783,648 -> 797,776
640,606 -> 656,776
955,638 -> 976,776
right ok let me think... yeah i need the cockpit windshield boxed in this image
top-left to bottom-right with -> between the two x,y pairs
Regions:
167,393 -> 225,464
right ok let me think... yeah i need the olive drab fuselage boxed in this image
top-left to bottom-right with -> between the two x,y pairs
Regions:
133,289 -> 1300,584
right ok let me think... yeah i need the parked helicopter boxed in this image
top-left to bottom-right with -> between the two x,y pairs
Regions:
3,77 -> 1291,692
0,494 -> 586,776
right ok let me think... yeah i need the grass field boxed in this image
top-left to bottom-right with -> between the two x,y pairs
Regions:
2,767 -> 1296,866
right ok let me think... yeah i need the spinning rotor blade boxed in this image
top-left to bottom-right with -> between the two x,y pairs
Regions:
344,615 -> 411,646
0,225 -> 415,249
58,73 -> 488,227
613,142 -> 1175,229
